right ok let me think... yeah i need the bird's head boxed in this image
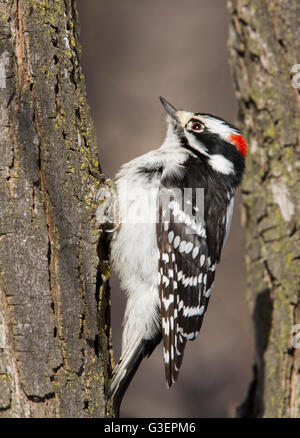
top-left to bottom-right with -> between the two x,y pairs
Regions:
160,96 -> 247,180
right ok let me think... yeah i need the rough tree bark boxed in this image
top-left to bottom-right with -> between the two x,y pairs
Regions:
0,0 -> 113,417
228,0 -> 300,418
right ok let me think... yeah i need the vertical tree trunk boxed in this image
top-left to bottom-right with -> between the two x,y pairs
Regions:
228,0 -> 300,418
0,0 -> 113,417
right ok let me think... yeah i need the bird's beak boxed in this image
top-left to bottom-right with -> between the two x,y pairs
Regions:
159,96 -> 177,121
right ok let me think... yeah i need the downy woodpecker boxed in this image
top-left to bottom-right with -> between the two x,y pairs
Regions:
103,97 -> 247,412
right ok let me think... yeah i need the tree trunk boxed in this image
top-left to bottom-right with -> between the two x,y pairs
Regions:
228,0 -> 300,418
0,0 -> 113,417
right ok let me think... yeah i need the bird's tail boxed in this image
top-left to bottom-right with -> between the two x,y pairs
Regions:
110,333 -> 161,416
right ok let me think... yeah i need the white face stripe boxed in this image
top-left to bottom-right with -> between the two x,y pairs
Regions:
185,131 -> 210,157
200,115 -> 239,142
208,154 -> 235,175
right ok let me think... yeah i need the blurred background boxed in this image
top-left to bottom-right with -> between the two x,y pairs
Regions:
78,0 -> 254,418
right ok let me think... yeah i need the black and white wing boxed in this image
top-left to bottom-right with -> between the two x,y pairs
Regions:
157,167 -> 233,386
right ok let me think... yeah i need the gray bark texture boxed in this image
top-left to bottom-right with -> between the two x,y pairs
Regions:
0,0 -> 113,417
228,0 -> 300,418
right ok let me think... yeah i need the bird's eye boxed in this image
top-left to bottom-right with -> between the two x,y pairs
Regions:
190,121 -> 204,132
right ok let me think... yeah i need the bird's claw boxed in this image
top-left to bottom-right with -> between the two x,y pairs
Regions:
95,177 -> 119,232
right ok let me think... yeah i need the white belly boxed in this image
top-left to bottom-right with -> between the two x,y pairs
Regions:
110,170 -> 161,343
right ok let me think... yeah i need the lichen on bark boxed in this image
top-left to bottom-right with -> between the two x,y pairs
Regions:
0,0 -> 113,417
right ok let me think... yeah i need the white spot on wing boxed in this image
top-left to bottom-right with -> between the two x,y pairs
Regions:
164,349 -> 170,363
162,253 -> 169,263
163,295 -> 174,310
174,236 -> 180,248
192,246 -> 199,259
183,306 -> 204,317
205,288 -> 211,298
185,242 -> 193,254
162,276 -> 170,287
168,231 -> 174,243
179,241 -> 186,253
162,318 -> 170,336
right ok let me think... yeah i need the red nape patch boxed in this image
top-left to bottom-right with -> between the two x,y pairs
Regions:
229,134 -> 248,157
